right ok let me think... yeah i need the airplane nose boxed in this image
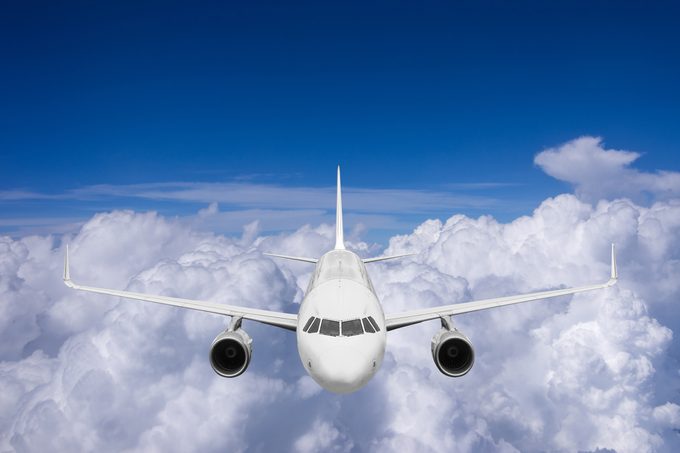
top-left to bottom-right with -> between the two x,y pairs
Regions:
312,346 -> 374,394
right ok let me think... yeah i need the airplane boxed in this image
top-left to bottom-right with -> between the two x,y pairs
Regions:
63,167 -> 618,394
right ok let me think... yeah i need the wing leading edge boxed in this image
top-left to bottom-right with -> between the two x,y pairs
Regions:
385,244 -> 618,331
63,246 -> 298,331
363,253 -> 416,264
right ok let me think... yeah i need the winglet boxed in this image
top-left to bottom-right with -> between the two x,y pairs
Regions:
334,166 -> 345,250
63,244 -> 75,288
610,243 -> 618,282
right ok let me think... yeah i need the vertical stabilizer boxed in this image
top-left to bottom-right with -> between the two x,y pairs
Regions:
335,166 -> 345,250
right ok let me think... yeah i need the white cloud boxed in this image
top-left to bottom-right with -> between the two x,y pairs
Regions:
0,212 -> 302,452
293,419 -> 353,453
2,140 -> 680,451
535,136 -> 680,202
375,194 -> 680,452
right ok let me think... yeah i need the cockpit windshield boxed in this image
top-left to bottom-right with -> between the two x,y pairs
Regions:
319,319 -> 340,336
308,317 -> 321,333
362,317 -> 375,333
303,316 -> 380,337
342,319 -> 363,336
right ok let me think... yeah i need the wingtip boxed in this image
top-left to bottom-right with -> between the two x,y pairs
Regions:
63,244 -> 74,287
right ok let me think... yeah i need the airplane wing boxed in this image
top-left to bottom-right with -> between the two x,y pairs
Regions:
363,253 -> 416,264
264,253 -> 318,264
62,246 -> 298,331
385,244 -> 618,331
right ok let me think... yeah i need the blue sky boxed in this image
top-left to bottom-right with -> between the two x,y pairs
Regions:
1,0 -> 679,241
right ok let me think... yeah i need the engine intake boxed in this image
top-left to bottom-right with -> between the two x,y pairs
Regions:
431,326 -> 475,377
210,328 -> 252,378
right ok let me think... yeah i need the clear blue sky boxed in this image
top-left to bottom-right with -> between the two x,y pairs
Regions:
2,1 -> 679,239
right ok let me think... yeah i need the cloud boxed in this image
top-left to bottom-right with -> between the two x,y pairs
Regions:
375,195 -> 680,452
293,419 -> 354,453
535,136 -> 680,202
2,145 -> 680,451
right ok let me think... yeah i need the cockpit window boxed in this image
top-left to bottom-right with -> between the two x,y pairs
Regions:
319,319 -> 340,337
302,317 -> 316,332
307,317 -> 379,336
308,317 -> 321,333
341,319 -> 363,336
361,317 -> 376,333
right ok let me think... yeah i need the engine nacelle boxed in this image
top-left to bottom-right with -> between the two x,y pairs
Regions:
431,327 -> 475,377
210,328 -> 252,378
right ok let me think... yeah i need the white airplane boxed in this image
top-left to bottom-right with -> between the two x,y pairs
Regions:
63,167 -> 618,393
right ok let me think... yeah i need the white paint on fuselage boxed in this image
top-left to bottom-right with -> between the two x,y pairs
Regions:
297,249 -> 386,393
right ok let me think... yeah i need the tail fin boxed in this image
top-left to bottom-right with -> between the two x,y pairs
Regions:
335,166 -> 345,250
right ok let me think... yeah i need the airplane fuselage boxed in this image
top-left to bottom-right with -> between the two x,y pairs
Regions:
296,249 -> 386,393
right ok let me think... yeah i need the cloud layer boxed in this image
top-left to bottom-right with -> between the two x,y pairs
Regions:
2,139 -> 680,452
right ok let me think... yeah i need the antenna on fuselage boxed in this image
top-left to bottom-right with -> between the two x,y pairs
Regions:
335,166 -> 345,250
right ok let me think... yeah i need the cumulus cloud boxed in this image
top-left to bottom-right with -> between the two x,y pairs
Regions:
293,419 -> 354,453
2,145 -> 680,451
535,136 -> 680,202
378,194 -> 680,452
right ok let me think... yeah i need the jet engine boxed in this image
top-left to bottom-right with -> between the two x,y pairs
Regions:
210,328 -> 252,378
431,324 -> 475,377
